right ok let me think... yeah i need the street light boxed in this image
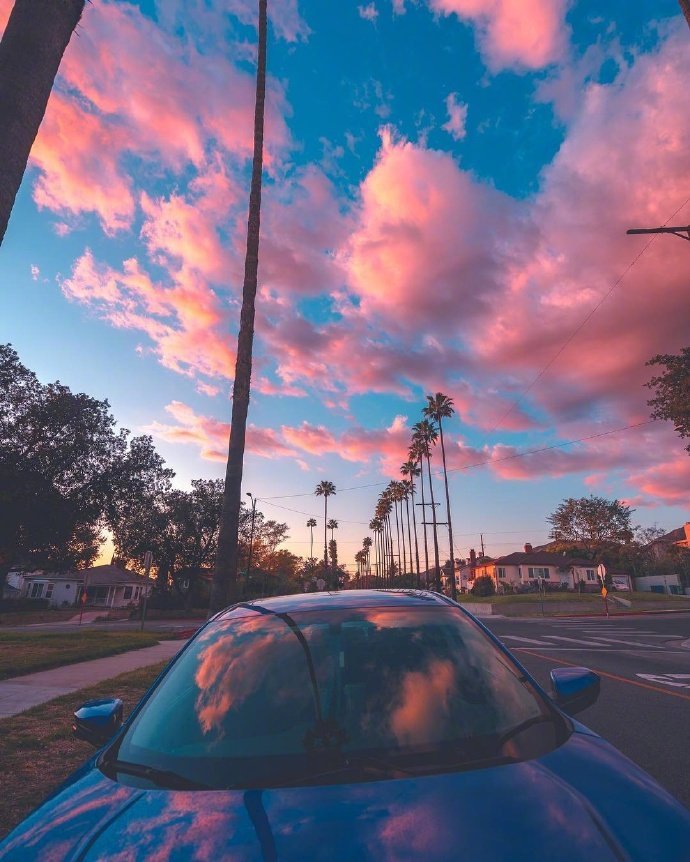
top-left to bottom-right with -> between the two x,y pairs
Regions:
626,225 -> 690,242
246,492 -> 257,597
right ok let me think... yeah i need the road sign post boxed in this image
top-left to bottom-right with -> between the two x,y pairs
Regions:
598,563 -> 609,618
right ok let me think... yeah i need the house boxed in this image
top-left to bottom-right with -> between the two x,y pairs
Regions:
20,564 -> 152,609
467,543 -> 628,593
647,523 -> 690,556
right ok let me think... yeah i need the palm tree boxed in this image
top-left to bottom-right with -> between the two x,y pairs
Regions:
400,479 -> 414,583
363,536 -> 373,585
401,461 -> 421,585
307,517 -> 317,560
409,441 -> 430,586
424,393 -> 457,600
315,481 -> 336,587
0,0 -> 86,245
210,0 -> 268,612
327,519 -> 338,543
412,420 -> 441,591
369,518 -> 382,583
390,481 -> 407,577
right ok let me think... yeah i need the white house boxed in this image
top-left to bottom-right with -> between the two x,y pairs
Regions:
20,564 -> 151,609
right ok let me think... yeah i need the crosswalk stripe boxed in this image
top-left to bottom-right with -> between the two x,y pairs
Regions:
546,635 -> 612,646
502,635 -> 549,646
589,636 -> 663,648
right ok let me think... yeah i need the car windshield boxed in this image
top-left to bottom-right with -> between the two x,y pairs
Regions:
110,604 -> 564,789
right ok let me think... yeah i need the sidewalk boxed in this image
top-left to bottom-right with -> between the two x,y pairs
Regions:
0,641 -> 182,719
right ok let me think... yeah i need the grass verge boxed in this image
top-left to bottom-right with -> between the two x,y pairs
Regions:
0,661 -> 166,841
0,631 -> 160,680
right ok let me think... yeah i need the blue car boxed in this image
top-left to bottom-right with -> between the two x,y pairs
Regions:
2,590 -> 689,860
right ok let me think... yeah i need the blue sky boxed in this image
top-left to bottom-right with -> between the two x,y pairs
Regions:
1,0 -> 689,571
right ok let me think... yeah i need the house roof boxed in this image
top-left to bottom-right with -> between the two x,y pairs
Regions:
493,551 -> 607,569
23,565 -> 147,586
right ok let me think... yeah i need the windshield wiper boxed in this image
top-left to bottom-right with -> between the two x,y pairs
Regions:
276,753 -> 414,787
103,758 -> 212,790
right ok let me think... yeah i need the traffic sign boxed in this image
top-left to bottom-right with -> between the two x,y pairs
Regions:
597,563 -> 607,579
601,586 -> 608,598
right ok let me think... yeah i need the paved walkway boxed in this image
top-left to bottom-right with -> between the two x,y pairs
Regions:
0,641 -> 182,719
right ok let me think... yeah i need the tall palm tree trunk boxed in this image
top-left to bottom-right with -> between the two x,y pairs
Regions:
0,0 -> 86,245
210,0 -> 268,611
438,419 -> 457,600
404,494 -> 414,582
425,453 -> 442,591
398,499 -> 407,576
408,480 -> 421,586
679,0 -> 690,29
309,526 -> 313,560
394,500 -> 404,578
323,498 -> 329,587
418,458 -> 430,586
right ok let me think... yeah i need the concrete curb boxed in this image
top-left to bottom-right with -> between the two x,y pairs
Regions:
552,609 -> 690,618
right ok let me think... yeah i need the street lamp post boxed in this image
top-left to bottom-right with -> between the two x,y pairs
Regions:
626,226 -> 690,242
246,492 -> 257,597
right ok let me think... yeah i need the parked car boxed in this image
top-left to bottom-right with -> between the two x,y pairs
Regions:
2,589 -> 689,860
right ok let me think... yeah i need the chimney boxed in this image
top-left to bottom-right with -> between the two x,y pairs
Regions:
469,548 -> 477,567
524,543 -> 533,554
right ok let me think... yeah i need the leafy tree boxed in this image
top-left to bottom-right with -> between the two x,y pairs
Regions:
471,575 -> 496,597
0,0 -> 86,244
646,348 -> 690,454
328,538 -> 338,571
0,344 -> 172,593
547,496 -> 634,550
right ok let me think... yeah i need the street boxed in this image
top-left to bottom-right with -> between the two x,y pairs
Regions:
484,613 -> 690,808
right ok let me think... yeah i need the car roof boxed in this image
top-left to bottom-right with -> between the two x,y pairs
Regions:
215,589 -> 452,619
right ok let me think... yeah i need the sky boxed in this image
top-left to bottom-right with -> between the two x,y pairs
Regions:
1,0 -> 689,574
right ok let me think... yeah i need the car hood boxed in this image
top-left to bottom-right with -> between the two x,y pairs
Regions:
2,731 -> 689,862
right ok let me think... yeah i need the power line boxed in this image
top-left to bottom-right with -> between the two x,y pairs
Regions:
486,196 -> 690,435
259,419 -> 653,501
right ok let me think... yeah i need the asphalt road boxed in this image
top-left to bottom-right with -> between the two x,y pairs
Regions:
483,613 -> 690,809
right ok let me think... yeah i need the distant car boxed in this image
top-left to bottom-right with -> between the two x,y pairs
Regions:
2,590 -> 689,860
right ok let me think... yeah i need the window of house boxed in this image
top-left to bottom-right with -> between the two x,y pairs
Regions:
123,586 -> 133,600
586,569 -> 596,581
528,567 -> 550,579
497,567 -> 506,579
30,583 -> 44,598
46,583 -> 54,599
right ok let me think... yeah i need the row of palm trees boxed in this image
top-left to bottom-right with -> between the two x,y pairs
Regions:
354,393 -> 457,598
309,393 -> 456,595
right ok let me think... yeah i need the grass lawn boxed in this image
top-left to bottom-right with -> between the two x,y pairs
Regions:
0,661 -> 166,841
0,631 -> 161,680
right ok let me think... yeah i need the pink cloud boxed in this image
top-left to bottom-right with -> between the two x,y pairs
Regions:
359,3 -> 379,21
428,0 -> 570,70
441,93 -> 468,141
61,251 -> 235,381
27,0 -> 291,233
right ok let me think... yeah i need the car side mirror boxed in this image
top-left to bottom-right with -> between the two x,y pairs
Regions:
73,698 -> 124,747
550,667 -> 600,715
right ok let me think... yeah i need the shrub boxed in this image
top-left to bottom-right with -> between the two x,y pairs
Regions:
471,575 -> 496,597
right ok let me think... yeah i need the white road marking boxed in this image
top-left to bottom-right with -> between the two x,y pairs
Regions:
587,636 -> 663,648
546,635 -> 614,646
636,673 -> 690,690
502,635 -> 549,646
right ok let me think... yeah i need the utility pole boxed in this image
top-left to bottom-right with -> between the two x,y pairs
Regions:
417,500 -> 440,589
246,492 -> 258,596
480,534 -> 485,557
626,225 -> 690,242
140,551 -> 153,631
